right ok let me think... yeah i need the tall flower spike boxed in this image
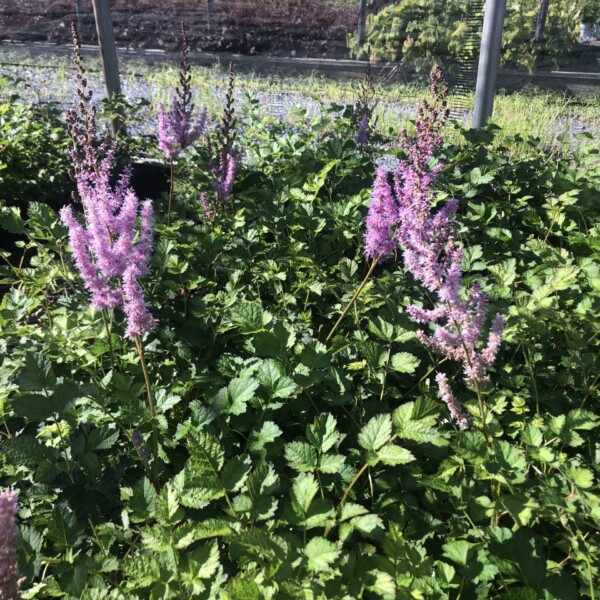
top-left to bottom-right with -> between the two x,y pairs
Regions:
61,29 -> 157,338
157,23 -> 207,159
364,66 -> 504,411
0,488 -> 24,600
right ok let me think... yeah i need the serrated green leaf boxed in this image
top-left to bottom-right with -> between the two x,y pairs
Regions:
358,414 -> 392,451
365,569 -> 396,599
285,441 -> 318,472
13,393 -> 52,421
187,431 -> 225,475
128,477 -> 157,522
18,353 -> 56,391
228,377 -> 259,415
154,389 -> 182,414
374,444 -> 415,466
389,352 -> 420,374
231,302 -> 272,334
155,483 -> 181,526
222,455 -> 252,492
223,573 -> 262,599
318,453 -> 345,473
291,472 -> 319,516
307,413 -> 339,453
568,466 -> 594,489
2,435 -> 49,466
340,502 -> 369,521
190,540 -> 220,579
442,540 -> 477,566
304,537 -> 340,572
249,421 -> 282,453
174,519 -> 233,549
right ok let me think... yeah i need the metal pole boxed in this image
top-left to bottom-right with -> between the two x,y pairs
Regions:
472,0 -> 506,128
91,0 -> 125,136
75,0 -> 84,35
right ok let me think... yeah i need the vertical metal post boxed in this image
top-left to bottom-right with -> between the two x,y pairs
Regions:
472,0 -> 506,128
357,0 -> 367,47
207,0 -> 215,30
91,0 -> 125,136
75,0 -> 84,35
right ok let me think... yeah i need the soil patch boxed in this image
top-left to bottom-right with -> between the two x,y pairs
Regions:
1,0 -> 358,58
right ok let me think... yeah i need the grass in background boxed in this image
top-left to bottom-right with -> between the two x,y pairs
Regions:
1,48 -> 599,154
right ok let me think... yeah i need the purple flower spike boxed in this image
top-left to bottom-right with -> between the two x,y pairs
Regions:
61,35 -> 157,339
363,66 -> 505,403
158,98 -> 207,159
212,152 -> 236,203
355,114 -> 369,145
364,167 -> 400,260
435,373 -> 469,429
0,488 -> 24,599
157,23 -> 207,159
132,429 -> 150,467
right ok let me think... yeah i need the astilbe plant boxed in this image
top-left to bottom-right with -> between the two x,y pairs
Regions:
62,24 -> 156,339
0,488 -> 23,600
157,22 -> 208,225
202,62 -> 238,225
332,67 -> 505,431
61,26 -> 160,486
353,57 -> 376,146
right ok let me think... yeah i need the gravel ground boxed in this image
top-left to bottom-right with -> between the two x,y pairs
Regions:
0,52 -> 420,140
0,48 -> 597,144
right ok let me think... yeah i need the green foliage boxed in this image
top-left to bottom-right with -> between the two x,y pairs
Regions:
349,0 -> 583,73
0,84 -> 599,598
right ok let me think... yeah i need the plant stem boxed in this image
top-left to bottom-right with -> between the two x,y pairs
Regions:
53,412 -> 75,483
134,335 -> 160,489
326,256 -> 380,341
102,310 -> 117,371
340,462 -> 369,507
523,344 -> 540,416
167,157 -> 174,226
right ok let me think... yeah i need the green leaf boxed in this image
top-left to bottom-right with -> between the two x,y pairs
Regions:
187,431 -> 225,474
304,537 -> 340,572
368,317 -> 397,342
174,519 -> 233,549
318,453 -> 346,473
154,389 -> 182,414
248,421 -> 282,453
127,477 -> 157,522
285,441 -> 318,472
568,466 -> 594,489
257,359 -> 298,399
13,393 -> 52,421
189,540 -> 220,579
374,444 -> 415,466
222,456 -> 252,492
227,377 -> 259,415
18,353 -> 56,391
358,414 -> 392,451
307,413 -> 339,453
494,440 -> 528,484
155,483 -> 181,526
365,569 -> 396,599
389,352 -> 420,374
442,540 -> 477,566
393,401 -> 440,443
231,302 -> 272,334
340,502 -> 369,522
223,573 -> 262,599
2,435 -> 49,466
291,473 -> 319,516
